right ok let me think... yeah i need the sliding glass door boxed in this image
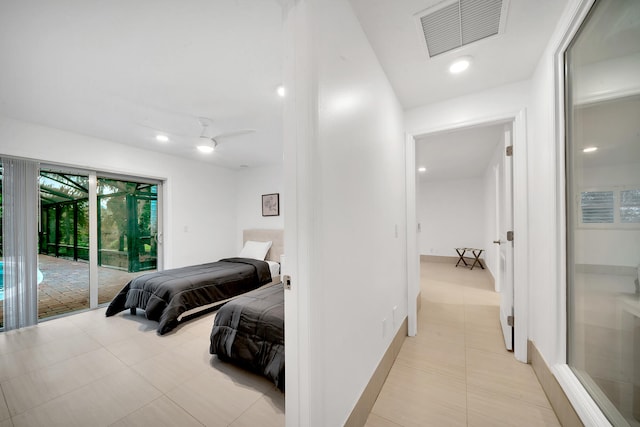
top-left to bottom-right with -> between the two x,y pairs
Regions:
0,162 -> 3,328
97,177 -> 158,305
38,169 -> 91,318
1,160 -> 162,329
565,0 -> 640,424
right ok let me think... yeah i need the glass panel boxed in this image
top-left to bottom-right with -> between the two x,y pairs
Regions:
97,178 -> 158,305
621,189 -> 640,223
0,162 -> 3,329
565,0 -> 640,424
38,170 -> 90,319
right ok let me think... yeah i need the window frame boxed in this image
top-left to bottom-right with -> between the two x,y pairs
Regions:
576,185 -> 640,229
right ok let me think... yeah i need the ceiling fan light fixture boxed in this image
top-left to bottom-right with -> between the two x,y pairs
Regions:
197,144 -> 214,154
197,138 -> 216,153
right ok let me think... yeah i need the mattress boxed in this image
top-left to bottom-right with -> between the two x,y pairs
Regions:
106,257 -> 272,334
209,282 -> 285,390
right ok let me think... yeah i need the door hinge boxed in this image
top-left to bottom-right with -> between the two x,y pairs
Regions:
507,231 -> 514,242
506,145 -> 513,157
507,315 -> 514,327
283,275 -> 292,290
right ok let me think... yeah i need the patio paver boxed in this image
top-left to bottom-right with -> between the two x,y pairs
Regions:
0,255 -> 149,327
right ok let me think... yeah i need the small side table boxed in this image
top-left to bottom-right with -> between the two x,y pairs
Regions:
455,248 -> 484,270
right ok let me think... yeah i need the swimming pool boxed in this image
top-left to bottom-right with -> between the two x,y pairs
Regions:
0,262 -> 45,301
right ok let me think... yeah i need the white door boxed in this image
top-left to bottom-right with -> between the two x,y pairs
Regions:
493,165 -> 501,293
497,125 -> 514,351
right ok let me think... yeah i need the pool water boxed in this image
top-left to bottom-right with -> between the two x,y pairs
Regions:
0,262 -> 44,301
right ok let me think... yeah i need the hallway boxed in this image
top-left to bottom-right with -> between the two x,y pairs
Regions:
366,260 -> 560,426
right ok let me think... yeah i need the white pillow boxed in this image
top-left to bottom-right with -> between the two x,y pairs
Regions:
239,240 -> 272,261
266,260 -> 280,278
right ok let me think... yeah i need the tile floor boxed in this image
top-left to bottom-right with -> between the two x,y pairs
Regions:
0,260 -> 560,427
365,260 -> 561,427
0,306 -> 284,427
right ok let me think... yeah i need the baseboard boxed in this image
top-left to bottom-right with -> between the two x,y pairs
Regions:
488,269 -> 495,290
528,340 -> 584,427
344,317 -> 407,427
420,254 -> 457,263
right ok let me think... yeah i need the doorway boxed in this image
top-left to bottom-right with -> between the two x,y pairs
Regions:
406,110 -> 528,361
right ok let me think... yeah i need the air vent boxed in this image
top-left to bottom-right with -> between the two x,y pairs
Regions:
417,0 -> 508,58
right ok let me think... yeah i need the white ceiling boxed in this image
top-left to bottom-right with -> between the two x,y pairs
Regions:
415,123 -> 506,182
0,0 -> 285,169
348,0 -> 568,109
349,0 -> 566,182
0,1 -> 569,170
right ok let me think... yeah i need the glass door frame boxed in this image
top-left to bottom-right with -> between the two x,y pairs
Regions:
552,0 -> 604,424
93,172 -> 163,308
553,0 -> 640,425
39,165 -> 164,311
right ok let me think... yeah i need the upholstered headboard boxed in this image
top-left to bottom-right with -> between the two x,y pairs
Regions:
243,229 -> 284,263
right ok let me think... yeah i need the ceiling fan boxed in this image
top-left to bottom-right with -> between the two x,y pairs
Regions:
194,117 -> 255,154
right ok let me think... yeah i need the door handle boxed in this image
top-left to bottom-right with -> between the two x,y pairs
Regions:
493,240 -> 502,245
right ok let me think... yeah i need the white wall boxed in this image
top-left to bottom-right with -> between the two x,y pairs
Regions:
417,177 -> 485,257
285,0 -> 407,425
235,164 -> 284,252
0,115 -> 238,268
526,0 -> 586,368
405,80 -> 530,134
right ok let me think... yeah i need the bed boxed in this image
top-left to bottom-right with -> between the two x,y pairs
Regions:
105,229 -> 283,335
209,281 -> 285,391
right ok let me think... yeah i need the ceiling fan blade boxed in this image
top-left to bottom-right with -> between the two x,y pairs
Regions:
213,129 -> 256,139
137,123 -> 192,138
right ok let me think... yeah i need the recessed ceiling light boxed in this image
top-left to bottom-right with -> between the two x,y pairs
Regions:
418,166 -> 427,173
583,146 -> 598,153
155,134 -> 169,143
449,56 -> 472,74
277,85 -> 286,97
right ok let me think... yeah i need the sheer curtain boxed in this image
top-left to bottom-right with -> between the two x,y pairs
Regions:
2,157 -> 39,330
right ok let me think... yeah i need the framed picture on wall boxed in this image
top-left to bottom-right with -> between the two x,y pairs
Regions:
262,193 -> 280,216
